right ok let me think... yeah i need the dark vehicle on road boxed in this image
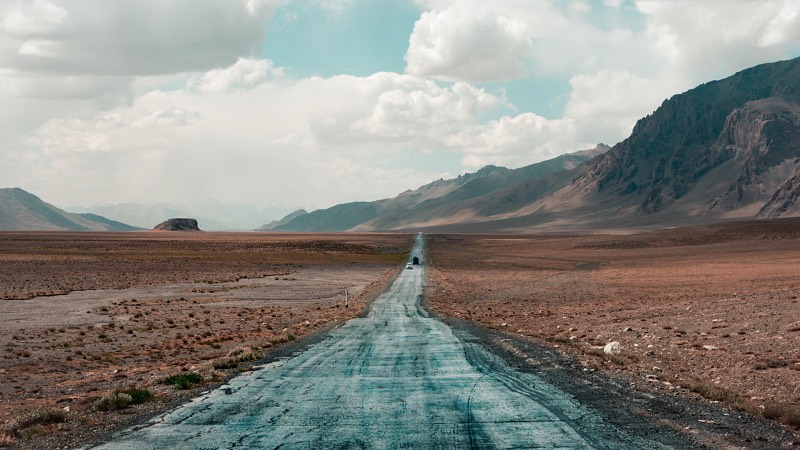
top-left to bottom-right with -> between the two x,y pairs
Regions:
412,256 -> 420,265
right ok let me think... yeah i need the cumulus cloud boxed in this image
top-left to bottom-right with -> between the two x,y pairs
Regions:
563,69 -> 685,144
637,0 -> 800,80
0,0 -> 69,37
187,58 -> 283,93
328,74 -> 504,143
447,113 -> 573,169
0,0 -> 283,76
405,0 -> 532,82
8,63 -> 506,207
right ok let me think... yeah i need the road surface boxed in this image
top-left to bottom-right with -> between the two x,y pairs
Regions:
89,234 -> 665,449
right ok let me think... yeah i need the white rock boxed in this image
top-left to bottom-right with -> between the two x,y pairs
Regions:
604,341 -> 622,355
702,345 -> 718,351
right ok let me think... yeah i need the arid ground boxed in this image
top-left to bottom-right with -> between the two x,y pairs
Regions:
3,222 -> 800,448
0,232 -> 412,448
426,218 -> 800,440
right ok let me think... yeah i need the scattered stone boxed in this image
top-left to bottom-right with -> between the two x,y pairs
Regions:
604,341 -> 622,355
702,345 -> 718,351
624,326 -> 634,332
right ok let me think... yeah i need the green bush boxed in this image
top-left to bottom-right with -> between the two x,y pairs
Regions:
94,393 -> 132,412
162,372 -> 204,390
122,387 -> 154,405
94,387 -> 155,412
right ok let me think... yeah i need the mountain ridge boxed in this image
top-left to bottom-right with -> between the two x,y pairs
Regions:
0,188 -> 141,231
269,145 -> 609,231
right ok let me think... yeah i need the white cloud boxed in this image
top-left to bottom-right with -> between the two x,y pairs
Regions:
187,58 -> 283,93
568,0 -> 592,14
405,0 -> 532,82
563,69 -> 685,144
7,63 -> 507,208
0,0 -> 69,37
448,113 -> 573,169
0,0 -> 284,76
316,0 -> 354,14
636,0 -> 800,80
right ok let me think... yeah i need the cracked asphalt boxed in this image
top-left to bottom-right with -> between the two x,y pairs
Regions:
87,234 -> 666,449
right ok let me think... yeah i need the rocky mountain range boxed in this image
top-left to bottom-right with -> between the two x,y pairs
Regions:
269,57 -> 800,232
0,188 -> 140,231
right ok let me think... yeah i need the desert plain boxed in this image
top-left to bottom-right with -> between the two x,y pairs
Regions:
0,232 -> 411,448
426,218 -> 800,444
1,221 -> 800,448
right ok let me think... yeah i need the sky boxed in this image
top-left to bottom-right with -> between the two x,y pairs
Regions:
2,0 -> 800,216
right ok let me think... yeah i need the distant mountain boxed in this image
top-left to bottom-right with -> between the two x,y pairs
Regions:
71,203 -> 229,230
74,201 -> 295,231
273,146 -> 608,231
0,188 -> 140,231
256,209 -> 307,231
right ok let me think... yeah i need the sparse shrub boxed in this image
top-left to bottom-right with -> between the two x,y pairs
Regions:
213,347 -> 260,369
754,359 -> 789,370
162,372 -> 204,390
94,393 -> 132,411
121,387 -> 154,405
0,429 -> 13,447
763,403 -> 800,429
94,387 -> 154,412
9,408 -> 66,432
689,381 -> 742,405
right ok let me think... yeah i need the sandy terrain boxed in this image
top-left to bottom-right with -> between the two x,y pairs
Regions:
0,232 -> 411,448
426,218 -> 800,436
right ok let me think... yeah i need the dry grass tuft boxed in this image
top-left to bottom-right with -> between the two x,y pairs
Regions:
763,403 -> 800,429
213,346 -> 261,370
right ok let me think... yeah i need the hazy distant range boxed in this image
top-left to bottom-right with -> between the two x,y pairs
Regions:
68,200 -> 296,231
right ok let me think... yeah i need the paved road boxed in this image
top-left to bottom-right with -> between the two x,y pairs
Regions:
90,234 -> 664,449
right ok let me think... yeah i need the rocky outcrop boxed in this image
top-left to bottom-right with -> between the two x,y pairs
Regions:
152,218 -> 201,231
759,166 -> 800,218
707,98 -> 800,214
